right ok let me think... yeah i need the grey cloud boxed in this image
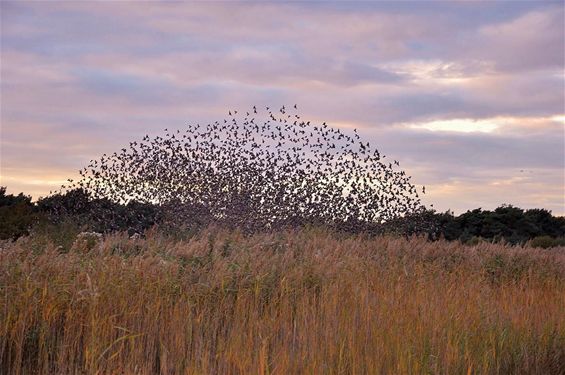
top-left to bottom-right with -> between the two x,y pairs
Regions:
2,1 -> 563,215
369,127 -> 565,172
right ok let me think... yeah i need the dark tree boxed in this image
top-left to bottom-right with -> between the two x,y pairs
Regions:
0,187 -> 37,240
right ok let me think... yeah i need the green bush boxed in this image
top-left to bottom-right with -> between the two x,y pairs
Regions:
0,187 -> 38,240
463,236 -> 481,246
530,235 -> 565,249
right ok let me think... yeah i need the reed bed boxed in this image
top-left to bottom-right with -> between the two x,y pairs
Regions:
1,228 -> 564,374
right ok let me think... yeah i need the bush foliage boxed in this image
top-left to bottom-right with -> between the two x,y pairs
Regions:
0,186 -> 563,246
0,187 -> 38,240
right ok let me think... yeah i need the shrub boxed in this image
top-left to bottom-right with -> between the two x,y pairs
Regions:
531,235 -> 565,249
0,187 -> 38,240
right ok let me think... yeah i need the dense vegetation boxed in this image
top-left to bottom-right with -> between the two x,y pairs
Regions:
1,184 -> 564,374
392,205 -> 565,247
1,187 -> 563,247
0,188 -> 38,240
1,228 -> 564,374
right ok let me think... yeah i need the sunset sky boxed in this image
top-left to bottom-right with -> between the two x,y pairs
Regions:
1,1 -> 564,215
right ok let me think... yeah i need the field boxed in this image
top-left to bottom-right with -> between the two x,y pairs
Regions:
1,228 -> 564,374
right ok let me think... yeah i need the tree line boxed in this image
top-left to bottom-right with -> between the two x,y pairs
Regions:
1,186 -> 563,247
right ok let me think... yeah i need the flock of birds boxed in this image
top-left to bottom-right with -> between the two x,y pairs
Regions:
57,106 -> 425,232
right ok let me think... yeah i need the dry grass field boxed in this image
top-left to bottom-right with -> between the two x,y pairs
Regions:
1,228 -> 564,374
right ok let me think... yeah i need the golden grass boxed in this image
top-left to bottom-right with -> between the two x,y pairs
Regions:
1,228 -> 564,374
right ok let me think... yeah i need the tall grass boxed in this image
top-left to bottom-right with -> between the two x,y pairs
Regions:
1,228 -> 564,374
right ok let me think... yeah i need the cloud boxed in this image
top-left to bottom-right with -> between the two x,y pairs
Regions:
475,8 -> 564,72
355,117 -> 564,214
1,1 -> 563,215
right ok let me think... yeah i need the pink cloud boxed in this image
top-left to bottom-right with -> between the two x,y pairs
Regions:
1,1 -> 563,215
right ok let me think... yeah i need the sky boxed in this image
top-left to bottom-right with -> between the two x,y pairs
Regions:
1,1 -> 564,215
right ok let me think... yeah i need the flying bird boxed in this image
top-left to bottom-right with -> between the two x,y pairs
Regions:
55,105 -> 424,233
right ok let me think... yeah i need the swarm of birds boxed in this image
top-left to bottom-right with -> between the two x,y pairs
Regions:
56,106 -> 425,232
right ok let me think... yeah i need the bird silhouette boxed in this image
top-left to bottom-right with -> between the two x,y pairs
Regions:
55,105 -> 425,233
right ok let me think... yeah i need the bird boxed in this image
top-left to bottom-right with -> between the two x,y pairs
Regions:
55,105 -> 424,234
